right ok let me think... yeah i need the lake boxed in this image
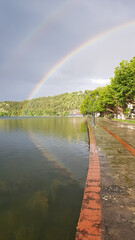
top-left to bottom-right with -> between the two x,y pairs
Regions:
0,117 -> 89,240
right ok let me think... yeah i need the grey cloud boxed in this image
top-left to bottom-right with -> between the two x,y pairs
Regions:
0,0 -> 135,101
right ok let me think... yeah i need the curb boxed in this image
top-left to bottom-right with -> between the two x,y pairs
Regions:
75,119 -> 102,240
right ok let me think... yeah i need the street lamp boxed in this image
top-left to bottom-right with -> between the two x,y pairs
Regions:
93,98 -> 95,127
90,94 -> 99,127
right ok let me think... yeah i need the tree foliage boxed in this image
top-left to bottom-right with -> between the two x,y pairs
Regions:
0,92 -> 84,117
111,58 -> 135,106
80,57 -> 135,116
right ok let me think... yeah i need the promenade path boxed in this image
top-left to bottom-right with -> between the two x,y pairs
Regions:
94,118 -> 135,240
76,117 -> 135,240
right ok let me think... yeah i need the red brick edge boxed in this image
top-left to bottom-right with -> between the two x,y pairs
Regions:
96,122 -> 135,156
75,120 -> 102,240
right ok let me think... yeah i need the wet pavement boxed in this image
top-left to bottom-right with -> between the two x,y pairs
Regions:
88,118 -> 135,240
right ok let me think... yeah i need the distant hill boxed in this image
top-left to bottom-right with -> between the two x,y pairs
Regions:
0,91 -> 87,117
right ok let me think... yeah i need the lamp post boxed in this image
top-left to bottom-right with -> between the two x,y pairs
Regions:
90,94 -> 99,127
93,98 -> 95,127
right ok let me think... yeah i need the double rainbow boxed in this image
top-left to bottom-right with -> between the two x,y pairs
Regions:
28,19 -> 135,100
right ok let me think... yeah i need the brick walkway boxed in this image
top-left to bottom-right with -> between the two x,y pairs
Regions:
75,119 -> 101,240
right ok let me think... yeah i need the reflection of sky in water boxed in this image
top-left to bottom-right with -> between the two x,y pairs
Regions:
0,117 -> 89,240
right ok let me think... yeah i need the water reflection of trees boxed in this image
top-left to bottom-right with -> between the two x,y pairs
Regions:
0,117 -> 88,143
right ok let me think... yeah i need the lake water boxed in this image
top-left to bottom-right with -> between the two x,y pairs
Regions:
0,117 -> 89,240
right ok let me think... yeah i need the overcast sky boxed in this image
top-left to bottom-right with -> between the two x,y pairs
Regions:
0,0 -> 135,101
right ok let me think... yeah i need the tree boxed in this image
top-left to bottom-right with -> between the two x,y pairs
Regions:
96,86 -> 115,113
111,57 -> 135,108
80,89 -> 100,115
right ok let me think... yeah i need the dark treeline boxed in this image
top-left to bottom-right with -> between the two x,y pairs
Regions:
0,92 -> 84,117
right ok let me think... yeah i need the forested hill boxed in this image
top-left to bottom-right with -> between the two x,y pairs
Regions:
0,91 -> 85,116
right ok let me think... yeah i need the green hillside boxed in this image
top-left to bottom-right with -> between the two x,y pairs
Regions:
0,91 -> 85,117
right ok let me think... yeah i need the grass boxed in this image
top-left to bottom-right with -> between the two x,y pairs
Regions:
112,118 -> 135,124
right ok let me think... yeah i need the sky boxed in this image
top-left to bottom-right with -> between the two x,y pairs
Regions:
0,0 -> 135,101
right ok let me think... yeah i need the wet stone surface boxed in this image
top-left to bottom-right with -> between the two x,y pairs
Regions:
90,118 -> 135,240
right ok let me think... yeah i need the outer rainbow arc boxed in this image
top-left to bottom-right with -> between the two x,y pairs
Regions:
28,19 -> 135,101
0,0 -> 75,75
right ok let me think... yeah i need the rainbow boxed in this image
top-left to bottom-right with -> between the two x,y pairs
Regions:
28,19 -> 135,100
